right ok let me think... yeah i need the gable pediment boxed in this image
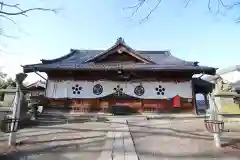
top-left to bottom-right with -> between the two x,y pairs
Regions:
94,49 -> 146,63
86,38 -> 154,64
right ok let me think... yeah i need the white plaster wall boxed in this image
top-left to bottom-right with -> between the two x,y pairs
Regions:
46,80 -> 193,99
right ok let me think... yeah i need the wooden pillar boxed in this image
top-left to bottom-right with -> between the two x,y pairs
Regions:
140,100 -> 143,113
96,99 -> 100,112
191,80 -> 197,114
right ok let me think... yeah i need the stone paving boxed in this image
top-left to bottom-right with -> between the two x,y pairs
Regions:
0,117 -> 138,160
0,115 -> 240,160
0,122 -> 110,160
128,117 -> 240,160
97,118 -> 138,160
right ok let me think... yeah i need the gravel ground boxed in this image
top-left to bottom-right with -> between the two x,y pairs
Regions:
128,118 -> 240,160
0,122 -> 110,160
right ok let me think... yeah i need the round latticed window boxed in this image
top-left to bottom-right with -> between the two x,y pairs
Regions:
93,84 -> 103,95
134,85 -> 145,96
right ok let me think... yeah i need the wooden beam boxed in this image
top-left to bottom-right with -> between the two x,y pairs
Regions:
20,65 -> 47,81
34,71 -> 47,81
197,74 -> 204,79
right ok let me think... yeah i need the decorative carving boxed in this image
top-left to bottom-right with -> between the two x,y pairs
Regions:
116,37 -> 125,44
113,85 -> 123,96
93,84 -> 103,95
134,85 -> 145,96
72,84 -> 82,95
155,85 -> 165,95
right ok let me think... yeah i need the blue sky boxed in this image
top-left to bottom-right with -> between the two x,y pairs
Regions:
1,0 -> 240,82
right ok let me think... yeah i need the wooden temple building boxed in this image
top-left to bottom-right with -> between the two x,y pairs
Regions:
22,38 -> 216,114
26,80 -> 46,98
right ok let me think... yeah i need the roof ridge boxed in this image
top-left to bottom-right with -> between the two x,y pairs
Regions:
68,49 -> 169,52
84,38 -> 125,63
137,50 -> 170,54
70,49 -> 104,51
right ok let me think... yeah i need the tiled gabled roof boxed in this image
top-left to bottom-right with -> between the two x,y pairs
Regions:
22,38 -> 216,75
26,80 -> 46,89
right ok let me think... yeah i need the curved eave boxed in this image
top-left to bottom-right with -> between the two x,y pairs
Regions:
41,50 -> 77,64
22,64 -> 216,75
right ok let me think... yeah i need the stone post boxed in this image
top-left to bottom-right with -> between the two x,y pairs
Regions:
8,73 -> 27,146
209,75 -> 221,148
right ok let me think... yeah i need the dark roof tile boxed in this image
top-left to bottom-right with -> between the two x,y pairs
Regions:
23,38 -> 216,75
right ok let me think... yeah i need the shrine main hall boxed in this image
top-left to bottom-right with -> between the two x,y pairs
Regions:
23,38 -> 216,114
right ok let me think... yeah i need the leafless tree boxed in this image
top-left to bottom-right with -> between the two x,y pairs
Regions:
0,1 -> 59,37
125,0 -> 240,23
0,1 -> 59,54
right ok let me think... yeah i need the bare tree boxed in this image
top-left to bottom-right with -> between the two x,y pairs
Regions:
125,0 -> 240,23
0,1 -> 59,37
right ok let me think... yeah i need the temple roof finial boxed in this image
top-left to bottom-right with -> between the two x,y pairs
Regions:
116,37 -> 125,44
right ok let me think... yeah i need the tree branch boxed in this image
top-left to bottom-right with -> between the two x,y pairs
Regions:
0,15 -> 16,25
185,0 -> 192,8
124,0 -> 146,17
0,32 -> 18,38
0,2 -> 59,16
208,0 -> 240,15
0,1 -> 60,38
140,0 -> 162,23
0,8 -> 59,16
125,0 -> 240,22
124,0 -> 163,23
208,0 -> 212,12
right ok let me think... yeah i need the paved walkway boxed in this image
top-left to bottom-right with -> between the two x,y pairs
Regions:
0,117 -> 138,160
128,118 -> 240,160
98,118 -> 138,160
0,122 -> 110,160
1,115 -> 239,160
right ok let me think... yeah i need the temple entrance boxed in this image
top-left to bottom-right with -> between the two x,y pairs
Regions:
99,93 -> 141,114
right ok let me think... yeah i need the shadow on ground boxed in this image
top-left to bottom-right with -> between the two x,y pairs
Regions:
0,116 -> 239,160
